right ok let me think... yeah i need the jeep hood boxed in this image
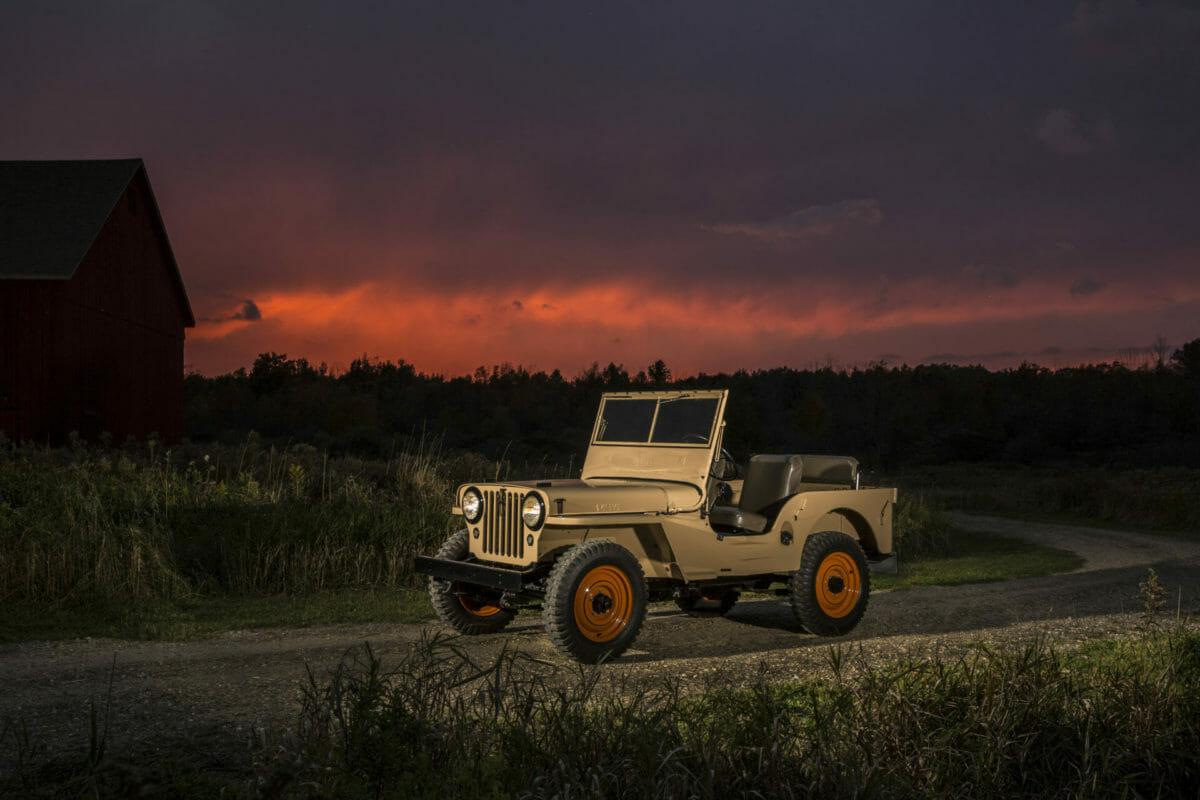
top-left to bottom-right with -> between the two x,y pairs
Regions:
509,478 -> 702,516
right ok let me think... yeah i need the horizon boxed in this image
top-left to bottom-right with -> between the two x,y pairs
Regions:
186,344 -> 1188,382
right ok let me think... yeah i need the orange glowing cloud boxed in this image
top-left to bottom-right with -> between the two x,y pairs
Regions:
185,266 -> 1200,377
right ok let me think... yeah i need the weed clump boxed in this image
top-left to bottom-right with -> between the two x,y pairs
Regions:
1139,567 -> 1169,631
893,491 -> 951,558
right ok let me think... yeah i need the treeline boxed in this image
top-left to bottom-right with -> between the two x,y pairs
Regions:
185,341 -> 1200,470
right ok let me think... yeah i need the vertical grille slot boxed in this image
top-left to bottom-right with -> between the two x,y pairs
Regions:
481,487 -> 524,559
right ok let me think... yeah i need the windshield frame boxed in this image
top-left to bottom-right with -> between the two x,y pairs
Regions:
580,389 -> 729,509
590,393 -> 722,448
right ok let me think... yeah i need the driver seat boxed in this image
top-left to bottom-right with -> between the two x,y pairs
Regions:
709,454 -> 803,534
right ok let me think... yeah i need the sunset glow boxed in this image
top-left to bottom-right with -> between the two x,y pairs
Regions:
187,269 -> 1200,377
5,2 -> 1198,378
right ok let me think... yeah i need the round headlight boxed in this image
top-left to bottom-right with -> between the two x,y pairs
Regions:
522,493 -> 546,531
462,487 -> 483,523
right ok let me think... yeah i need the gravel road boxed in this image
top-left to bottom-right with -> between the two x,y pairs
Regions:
3,514 -> 1198,773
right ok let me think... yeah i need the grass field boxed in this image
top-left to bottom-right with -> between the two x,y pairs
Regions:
6,625 -> 1197,799
260,626 -> 1200,800
0,440 -> 1086,641
875,527 -> 1084,590
3,441 -> 1196,797
0,439 -> 1108,641
0,438 -> 474,641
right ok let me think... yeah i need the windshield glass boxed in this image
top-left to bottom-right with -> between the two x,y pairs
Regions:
595,398 -> 656,442
650,396 -> 720,443
595,395 -> 720,445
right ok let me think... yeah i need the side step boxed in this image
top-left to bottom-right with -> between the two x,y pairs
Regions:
867,554 -> 897,574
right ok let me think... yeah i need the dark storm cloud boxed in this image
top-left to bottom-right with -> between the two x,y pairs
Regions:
0,2 -> 1155,285
1070,0 -> 1200,62
924,350 -> 1019,365
1065,0 -> 1200,162
961,264 -> 1020,290
232,300 -> 262,322
203,299 -> 262,324
1071,276 -> 1106,297
706,199 -> 882,243
1035,109 -> 1116,155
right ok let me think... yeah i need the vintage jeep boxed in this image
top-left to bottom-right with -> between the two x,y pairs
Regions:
416,389 -> 896,663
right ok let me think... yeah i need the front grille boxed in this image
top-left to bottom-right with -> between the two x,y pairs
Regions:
480,487 -> 525,559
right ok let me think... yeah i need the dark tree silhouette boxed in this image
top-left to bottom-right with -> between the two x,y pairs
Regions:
1171,338 -> 1200,376
647,359 -> 671,386
185,345 -> 1200,468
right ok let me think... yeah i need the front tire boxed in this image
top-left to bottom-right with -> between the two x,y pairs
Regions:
790,531 -> 870,636
543,540 -> 648,664
428,529 -> 516,635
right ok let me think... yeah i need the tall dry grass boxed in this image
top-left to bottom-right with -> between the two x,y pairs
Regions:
891,491 -> 951,558
0,437 -> 500,605
248,626 -> 1200,799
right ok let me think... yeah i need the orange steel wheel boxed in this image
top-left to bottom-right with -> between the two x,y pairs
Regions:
456,585 -> 504,617
814,551 -> 862,619
572,565 -> 634,642
429,530 -> 515,635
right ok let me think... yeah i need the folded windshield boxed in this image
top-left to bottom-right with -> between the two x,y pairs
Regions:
595,395 -> 720,445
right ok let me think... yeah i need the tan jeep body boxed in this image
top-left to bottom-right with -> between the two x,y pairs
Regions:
416,389 -> 896,662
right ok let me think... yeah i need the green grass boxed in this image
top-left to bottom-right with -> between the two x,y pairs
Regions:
0,589 -> 434,643
876,526 -> 1085,590
880,490 -> 1083,589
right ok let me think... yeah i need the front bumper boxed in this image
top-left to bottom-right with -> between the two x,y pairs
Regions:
414,555 -> 529,592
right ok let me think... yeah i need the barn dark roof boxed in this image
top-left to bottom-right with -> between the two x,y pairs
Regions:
0,158 -> 194,325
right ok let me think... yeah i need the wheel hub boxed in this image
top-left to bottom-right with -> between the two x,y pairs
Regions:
827,576 -> 845,594
591,592 -> 613,614
573,565 -> 634,642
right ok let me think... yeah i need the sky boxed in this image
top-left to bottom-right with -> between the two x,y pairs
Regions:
3,1 -> 1199,377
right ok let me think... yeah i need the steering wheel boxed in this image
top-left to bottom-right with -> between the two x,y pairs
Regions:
682,433 -> 737,479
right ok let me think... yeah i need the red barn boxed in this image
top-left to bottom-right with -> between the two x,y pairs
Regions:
0,159 -> 194,444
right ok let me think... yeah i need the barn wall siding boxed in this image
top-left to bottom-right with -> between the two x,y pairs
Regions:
0,281 -> 62,442
68,176 -> 190,336
1,168 -> 190,444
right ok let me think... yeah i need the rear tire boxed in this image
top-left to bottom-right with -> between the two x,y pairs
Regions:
543,540 -> 648,663
790,531 -> 870,636
428,529 -> 516,635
